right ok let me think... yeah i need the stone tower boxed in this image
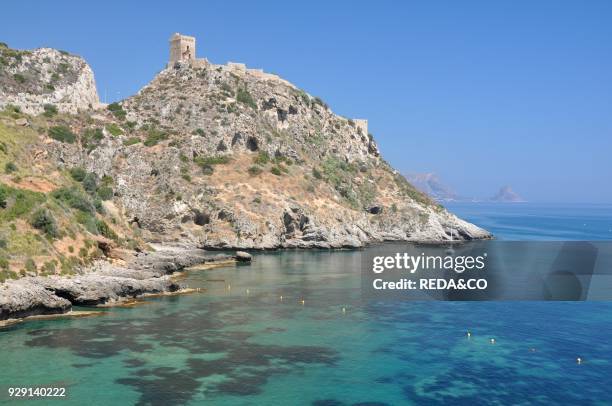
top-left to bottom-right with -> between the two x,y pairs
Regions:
169,33 -> 196,65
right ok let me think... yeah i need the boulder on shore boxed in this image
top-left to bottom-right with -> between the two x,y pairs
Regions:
235,251 -> 252,262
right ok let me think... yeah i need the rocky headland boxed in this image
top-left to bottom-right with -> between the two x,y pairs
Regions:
0,41 -> 490,320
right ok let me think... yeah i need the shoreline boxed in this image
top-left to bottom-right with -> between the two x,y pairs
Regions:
0,237 -> 492,325
0,248 -> 251,323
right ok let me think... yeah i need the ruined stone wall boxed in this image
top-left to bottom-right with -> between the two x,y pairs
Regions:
354,119 -> 368,137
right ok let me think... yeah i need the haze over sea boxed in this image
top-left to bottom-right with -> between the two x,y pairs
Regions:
2,203 -> 612,405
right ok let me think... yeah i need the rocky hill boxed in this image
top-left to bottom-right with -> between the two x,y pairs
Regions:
0,44 -> 491,282
0,43 -> 98,115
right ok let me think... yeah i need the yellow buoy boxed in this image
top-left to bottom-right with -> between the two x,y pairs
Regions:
300,299 -> 305,305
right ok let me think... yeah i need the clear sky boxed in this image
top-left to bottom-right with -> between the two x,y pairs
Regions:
2,1 -> 611,203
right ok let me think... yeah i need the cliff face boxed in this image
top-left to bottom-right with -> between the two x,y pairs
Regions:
0,45 -> 99,114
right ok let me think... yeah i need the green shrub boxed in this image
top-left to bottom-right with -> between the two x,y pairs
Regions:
82,173 -> 98,194
106,123 -> 123,136
52,187 -> 94,213
4,104 -> 20,114
107,102 -> 127,120
253,151 -> 269,165
193,128 -> 205,136
93,198 -> 105,214
270,166 -> 282,176
4,162 -> 17,174
201,164 -> 214,175
297,90 -> 310,106
96,219 -> 118,240
13,73 -> 26,84
82,127 -> 104,151
25,258 -> 36,273
195,155 -> 231,166
0,187 -> 6,208
43,104 -> 58,117
220,82 -> 233,94
42,260 -> 56,274
313,96 -> 328,109
30,208 -> 58,238
75,211 -> 98,234
236,87 -> 257,109
97,186 -> 113,200
123,137 -> 141,146
69,167 -> 87,182
48,126 -> 76,143
312,167 -> 322,179
101,175 -> 113,186
143,128 -> 168,146
247,166 -> 263,176
0,257 -> 8,271
0,186 -> 45,220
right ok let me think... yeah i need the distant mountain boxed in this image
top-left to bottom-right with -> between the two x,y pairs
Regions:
404,173 -> 461,202
490,186 -> 525,202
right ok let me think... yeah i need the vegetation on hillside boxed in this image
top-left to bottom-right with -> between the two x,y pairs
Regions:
0,109 -> 143,281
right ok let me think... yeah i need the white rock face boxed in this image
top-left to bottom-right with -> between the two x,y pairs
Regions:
0,47 -> 99,114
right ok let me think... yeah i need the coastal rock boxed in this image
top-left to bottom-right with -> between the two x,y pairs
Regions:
0,47 -> 99,114
0,280 -> 72,320
36,274 -> 181,306
235,251 -> 252,262
0,247 -> 237,320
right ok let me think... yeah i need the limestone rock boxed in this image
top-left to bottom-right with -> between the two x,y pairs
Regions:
235,251 -> 252,262
0,280 -> 71,320
0,47 -> 99,115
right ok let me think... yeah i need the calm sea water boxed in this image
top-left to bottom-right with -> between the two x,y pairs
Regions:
1,203 -> 612,405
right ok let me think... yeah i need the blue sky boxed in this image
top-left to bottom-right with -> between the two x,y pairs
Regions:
2,1 -> 611,202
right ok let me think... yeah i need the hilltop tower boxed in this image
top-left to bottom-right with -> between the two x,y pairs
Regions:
169,33 -> 196,64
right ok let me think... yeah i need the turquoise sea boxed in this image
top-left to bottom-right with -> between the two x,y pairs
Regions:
2,203 -> 612,405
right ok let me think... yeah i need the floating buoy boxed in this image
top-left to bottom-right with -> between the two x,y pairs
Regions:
490,338 -> 496,344
342,307 -> 346,313
246,288 -> 250,295
530,348 -> 536,352
577,357 -> 582,365
279,295 -> 283,301
466,331 -> 472,338
300,299 -> 305,305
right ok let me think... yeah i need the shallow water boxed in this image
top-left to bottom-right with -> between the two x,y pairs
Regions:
1,203 -> 612,405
